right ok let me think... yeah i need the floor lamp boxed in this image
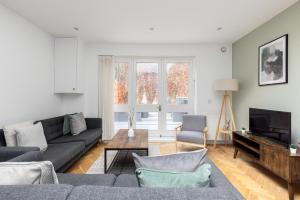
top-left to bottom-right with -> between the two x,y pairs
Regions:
213,79 -> 239,148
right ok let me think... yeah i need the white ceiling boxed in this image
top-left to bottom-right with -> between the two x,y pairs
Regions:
0,0 -> 298,44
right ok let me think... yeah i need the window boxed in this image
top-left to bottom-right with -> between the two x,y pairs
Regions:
114,63 -> 129,104
166,63 -> 189,105
136,63 -> 159,105
113,57 -> 194,136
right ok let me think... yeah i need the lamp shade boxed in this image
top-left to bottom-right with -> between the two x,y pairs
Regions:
214,79 -> 239,91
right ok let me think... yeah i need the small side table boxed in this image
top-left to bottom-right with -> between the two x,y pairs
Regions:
213,129 -> 233,148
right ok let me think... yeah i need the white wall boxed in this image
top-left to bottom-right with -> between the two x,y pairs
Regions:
0,4 -> 62,126
60,94 -> 85,114
84,43 -> 232,140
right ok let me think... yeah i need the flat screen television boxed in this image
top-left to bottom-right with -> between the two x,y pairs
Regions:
249,108 -> 291,147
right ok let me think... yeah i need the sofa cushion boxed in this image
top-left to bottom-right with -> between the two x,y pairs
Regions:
63,115 -> 71,135
135,164 -> 211,188
0,184 -> 73,200
0,161 -> 58,185
3,121 -> 33,147
182,115 -> 207,132
69,113 -> 87,135
49,129 -> 100,147
67,186 -> 243,200
42,142 -> 85,170
16,122 -> 48,151
0,146 -> 40,162
38,116 -> 65,142
57,173 -> 116,186
177,131 -> 204,144
0,129 -> 5,146
113,174 -> 139,187
133,149 -> 207,172
8,151 -> 43,162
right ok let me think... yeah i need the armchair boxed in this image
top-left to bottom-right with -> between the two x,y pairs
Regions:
176,115 -> 208,151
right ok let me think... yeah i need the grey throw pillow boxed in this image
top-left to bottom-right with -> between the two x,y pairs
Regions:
69,113 -> 87,135
0,161 -> 59,185
132,148 -> 208,172
16,122 -> 48,151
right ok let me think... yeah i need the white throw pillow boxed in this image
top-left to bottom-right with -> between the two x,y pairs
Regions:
3,121 -> 33,146
16,122 -> 48,151
0,161 -> 58,185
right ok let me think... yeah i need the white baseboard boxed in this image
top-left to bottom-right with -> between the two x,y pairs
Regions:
149,136 -> 176,142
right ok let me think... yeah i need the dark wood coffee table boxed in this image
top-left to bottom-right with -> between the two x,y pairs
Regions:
104,129 -> 148,173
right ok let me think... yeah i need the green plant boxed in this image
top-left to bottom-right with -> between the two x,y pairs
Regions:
290,144 -> 297,149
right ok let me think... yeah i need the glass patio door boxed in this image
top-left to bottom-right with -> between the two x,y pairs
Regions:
114,57 -> 194,137
134,58 -> 162,135
161,58 -> 194,136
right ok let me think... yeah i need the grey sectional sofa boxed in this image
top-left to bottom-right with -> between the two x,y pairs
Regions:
0,115 -> 102,172
0,150 -> 245,200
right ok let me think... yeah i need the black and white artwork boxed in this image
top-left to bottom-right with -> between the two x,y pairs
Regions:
259,35 -> 288,86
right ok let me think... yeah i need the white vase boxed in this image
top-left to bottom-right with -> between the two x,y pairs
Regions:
128,128 -> 134,137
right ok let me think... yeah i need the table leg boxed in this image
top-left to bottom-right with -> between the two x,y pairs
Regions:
233,148 -> 238,159
146,149 -> 149,156
288,182 -> 294,200
104,149 -> 107,174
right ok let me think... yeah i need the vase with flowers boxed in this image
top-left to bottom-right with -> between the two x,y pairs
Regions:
128,108 -> 135,137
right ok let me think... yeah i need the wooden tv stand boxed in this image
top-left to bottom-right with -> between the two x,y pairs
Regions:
233,131 -> 300,200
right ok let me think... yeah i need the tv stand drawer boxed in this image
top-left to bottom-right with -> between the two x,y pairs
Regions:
260,144 -> 289,180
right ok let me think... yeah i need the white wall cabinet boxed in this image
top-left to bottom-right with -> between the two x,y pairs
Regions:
54,38 -> 84,93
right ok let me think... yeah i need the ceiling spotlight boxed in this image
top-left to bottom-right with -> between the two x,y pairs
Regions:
149,27 -> 155,31
217,27 -> 223,31
73,27 -> 79,31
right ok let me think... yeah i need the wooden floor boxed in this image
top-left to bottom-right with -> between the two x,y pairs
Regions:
67,142 -> 300,200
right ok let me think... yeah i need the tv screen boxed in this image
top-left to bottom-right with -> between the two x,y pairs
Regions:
249,108 -> 291,147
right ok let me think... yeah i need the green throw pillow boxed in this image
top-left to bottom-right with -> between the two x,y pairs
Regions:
135,163 -> 211,188
63,115 -> 71,135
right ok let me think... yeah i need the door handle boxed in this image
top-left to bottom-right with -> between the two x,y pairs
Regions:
157,105 -> 162,112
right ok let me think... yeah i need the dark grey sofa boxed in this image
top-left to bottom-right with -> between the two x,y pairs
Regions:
0,151 -> 244,200
0,115 -> 102,172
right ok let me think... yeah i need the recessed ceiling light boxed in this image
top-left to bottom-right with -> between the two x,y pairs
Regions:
73,27 -> 79,31
149,27 -> 155,31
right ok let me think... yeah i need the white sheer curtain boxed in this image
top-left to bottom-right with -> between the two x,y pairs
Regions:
98,55 -> 115,140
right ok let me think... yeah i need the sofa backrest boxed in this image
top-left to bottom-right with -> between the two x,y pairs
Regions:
0,184 -> 73,200
0,129 -> 6,146
36,116 -> 65,142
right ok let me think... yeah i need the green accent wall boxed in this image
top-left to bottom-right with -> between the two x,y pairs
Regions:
232,2 -> 300,143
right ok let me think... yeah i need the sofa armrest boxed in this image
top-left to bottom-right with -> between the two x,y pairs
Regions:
0,146 -> 40,162
85,118 -> 102,129
8,151 -> 43,162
